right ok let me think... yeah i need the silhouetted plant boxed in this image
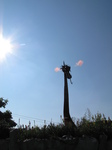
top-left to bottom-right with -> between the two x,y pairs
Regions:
0,98 -> 17,139
76,109 -> 112,139
16,109 -> 112,141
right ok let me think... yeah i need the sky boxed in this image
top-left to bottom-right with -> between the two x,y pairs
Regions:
0,0 -> 112,127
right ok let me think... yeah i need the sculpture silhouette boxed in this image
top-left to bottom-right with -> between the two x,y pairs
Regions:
61,62 -> 76,127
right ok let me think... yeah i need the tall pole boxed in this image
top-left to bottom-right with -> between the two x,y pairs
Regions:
61,62 -> 76,127
64,73 -> 70,120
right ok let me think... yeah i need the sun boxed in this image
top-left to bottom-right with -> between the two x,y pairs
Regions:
0,30 -> 13,61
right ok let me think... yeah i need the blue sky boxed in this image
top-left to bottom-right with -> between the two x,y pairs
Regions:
0,0 -> 112,127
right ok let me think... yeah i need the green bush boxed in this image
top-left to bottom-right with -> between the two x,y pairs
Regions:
16,109 -> 112,141
76,109 -> 112,139
0,98 -> 17,139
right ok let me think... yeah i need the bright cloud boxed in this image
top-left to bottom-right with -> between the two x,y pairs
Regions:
54,67 -> 61,72
76,60 -> 84,66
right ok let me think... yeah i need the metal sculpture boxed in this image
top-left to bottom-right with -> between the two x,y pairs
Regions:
61,61 -> 75,127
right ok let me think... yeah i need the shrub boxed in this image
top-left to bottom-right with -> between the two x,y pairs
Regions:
0,98 -> 16,139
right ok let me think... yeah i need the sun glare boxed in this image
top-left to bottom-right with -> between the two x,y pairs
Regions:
0,31 -> 13,61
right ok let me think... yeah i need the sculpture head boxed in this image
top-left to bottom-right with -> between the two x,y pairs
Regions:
61,61 -> 72,83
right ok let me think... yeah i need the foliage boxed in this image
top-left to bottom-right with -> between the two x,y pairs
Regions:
0,98 -> 8,108
76,109 -> 112,139
16,109 -> 112,141
17,123 -> 78,141
0,98 -> 111,141
0,97 -> 17,139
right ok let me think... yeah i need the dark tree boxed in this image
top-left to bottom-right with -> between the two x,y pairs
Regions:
0,97 -> 17,139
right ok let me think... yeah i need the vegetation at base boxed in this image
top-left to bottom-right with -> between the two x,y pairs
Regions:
0,97 -> 112,141
0,98 -> 17,139
76,108 -> 112,140
16,123 -> 78,141
17,109 -> 112,141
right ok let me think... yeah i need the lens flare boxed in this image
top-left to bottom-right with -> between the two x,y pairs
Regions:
76,60 -> 84,66
54,67 -> 61,72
